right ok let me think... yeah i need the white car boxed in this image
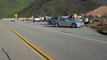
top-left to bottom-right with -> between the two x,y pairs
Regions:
33,18 -> 40,22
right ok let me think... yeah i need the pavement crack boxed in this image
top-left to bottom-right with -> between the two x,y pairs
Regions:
2,48 -> 11,60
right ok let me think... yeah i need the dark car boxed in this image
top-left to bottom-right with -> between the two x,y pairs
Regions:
47,17 -> 58,25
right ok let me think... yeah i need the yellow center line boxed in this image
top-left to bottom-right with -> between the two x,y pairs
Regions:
0,21 -> 54,60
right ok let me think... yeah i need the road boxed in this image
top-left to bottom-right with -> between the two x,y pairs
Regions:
0,20 -> 107,60
0,21 -> 41,60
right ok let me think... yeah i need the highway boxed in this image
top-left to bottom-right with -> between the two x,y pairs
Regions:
0,20 -> 107,60
0,21 -> 41,60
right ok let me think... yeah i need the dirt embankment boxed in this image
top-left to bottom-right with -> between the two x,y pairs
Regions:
87,20 -> 107,34
86,6 -> 107,16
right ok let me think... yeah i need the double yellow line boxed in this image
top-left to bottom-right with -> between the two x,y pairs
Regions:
0,21 -> 54,60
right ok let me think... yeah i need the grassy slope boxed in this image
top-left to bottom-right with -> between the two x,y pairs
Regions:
92,0 -> 107,5
19,0 -> 102,17
0,0 -> 34,17
0,0 -> 107,17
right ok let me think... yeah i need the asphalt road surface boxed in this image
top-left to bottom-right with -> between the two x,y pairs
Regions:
0,21 -> 41,60
0,20 -> 107,60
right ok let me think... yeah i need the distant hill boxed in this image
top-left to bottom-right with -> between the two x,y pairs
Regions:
19,0 -> 103,17
91,0 -> 107,5
0,0 -> 34,18
0,0 -> 107,18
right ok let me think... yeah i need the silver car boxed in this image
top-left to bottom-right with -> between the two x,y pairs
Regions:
54,17 -> 84,28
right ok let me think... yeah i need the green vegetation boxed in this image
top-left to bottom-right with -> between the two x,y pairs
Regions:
0,0 -> 34,18
19,0 -> 101,17
0,0 -> 107,18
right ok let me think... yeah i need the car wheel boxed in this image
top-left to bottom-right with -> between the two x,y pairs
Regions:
55,23 -> 59,27
71,23 -> 77,28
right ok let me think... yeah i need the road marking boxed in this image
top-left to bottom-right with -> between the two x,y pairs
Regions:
2,48 -> 11,60
20,23 -> 107,44
0,22 -> 54,60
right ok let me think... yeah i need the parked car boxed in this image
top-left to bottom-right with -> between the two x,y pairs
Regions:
47,17 -> 58,25
53,17 -> 84,28
33,18 -> 41,22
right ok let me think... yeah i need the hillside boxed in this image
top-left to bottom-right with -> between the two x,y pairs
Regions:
19,0 -> 103,17
0,0 -> 34,18
0,0 -> 107,18
91,0 -> 107,5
